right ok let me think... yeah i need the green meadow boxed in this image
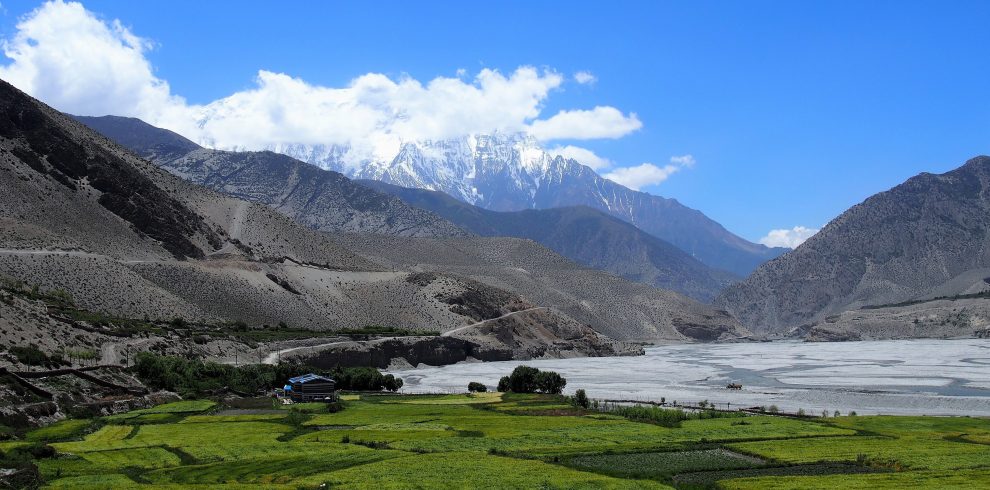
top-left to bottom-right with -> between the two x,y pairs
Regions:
4,393 -> 989,489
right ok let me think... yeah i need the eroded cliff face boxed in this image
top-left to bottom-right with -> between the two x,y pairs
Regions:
285,308 -> 645,370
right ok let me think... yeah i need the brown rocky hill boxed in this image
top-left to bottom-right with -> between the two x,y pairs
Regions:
0,79 -> 746,358
716,156 -> 990,337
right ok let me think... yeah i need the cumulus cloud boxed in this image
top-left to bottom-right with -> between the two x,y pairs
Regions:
603,154 -> 695,190
0,0 -> 185,119
529,106 -> 642,141
758,226 -> 819,249
574,71 -> 596,85
0,0 -> 642,163
547,145 -> 612,170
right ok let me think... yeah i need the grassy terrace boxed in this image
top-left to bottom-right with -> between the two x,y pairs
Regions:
5,394 -> 989,489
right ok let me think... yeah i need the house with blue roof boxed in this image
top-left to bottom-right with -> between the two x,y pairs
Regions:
285,373 -> 337,402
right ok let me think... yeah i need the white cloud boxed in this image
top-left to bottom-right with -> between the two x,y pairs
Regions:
669,154 -> 696,167
0,0 -> 185,119
758,226 -> 819,249
603,163 -> 679,190
0,0 -> 642,163
574,70 -> 596,85
529,106 -> 642,141
548,145 -> 611,170
602,155 -> 695,190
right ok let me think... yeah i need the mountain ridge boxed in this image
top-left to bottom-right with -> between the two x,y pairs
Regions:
359,179 -> 738,302
264,135 -> 786,276
65,113 -> 746,342
716,155 -> 990,337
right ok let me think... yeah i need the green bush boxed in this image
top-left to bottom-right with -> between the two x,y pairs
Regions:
574,389 -> 589,409
468,382 -> 488,393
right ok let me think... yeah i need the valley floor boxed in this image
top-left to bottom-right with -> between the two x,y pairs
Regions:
3,393 -> 988,488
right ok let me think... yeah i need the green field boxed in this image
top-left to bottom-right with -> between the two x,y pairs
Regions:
7,394 -> 990,488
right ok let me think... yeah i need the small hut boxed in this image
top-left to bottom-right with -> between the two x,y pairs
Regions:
286,374 -> 337,402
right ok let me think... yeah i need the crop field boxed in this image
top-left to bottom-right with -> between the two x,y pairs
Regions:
7,393 -> 990,488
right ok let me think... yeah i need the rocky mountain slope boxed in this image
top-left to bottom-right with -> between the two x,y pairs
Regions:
265,134 -> 785,276
360,180 -> 738,302
77,115 -> 740,302
716,156 -> 990,337
73,116 -> 468,239
0,80 -> 745,370
336,234 -> 748,342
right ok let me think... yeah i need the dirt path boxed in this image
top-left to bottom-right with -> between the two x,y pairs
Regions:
0,248 -> 104,258
229,201 -> 248,240
441,307 -> 546,337
261,340 -> 351,365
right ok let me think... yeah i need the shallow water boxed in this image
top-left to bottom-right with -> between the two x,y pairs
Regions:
391,339 -> 990,416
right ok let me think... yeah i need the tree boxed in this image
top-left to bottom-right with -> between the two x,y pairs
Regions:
535,370 -> 566,394
468,382 -> 487,393
574,389 -> 589,409
508,366 -> 540,393
497,366 -> 567,394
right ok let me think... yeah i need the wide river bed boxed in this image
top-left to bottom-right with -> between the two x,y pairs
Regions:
392,339 -> 990,416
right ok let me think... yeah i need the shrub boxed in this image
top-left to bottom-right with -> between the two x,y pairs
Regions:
10,345 -> 67,368
574,389 -> 589,409
468,382 -> 488,393
497,376 -> 510,392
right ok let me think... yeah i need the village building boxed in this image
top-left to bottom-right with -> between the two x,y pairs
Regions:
284,373 -> 337,402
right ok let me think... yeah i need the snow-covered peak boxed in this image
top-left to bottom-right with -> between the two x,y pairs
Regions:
264,131 -> 582,208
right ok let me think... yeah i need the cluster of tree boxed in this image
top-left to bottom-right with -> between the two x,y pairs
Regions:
329,366 -> 403,392
7,345 -> 68,368
131,353 -> 402,398
467,381 -> 487,393
496,366 -> 566,394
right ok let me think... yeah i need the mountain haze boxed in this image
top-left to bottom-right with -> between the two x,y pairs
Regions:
361,180 -> 738,302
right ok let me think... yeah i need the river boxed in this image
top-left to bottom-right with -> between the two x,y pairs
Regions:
391,339 -> 990,416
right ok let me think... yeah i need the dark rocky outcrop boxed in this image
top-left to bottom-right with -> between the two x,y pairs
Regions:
295,336 -> 512,369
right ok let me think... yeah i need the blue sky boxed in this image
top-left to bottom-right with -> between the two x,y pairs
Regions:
1,1 -> 988,245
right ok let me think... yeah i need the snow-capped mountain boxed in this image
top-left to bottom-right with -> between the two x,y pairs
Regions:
267,133 -> 786,276
268,133 -> 555,210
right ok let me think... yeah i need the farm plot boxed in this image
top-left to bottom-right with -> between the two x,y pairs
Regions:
569,449 -> 763,478
729,415 -> 990,472
15,393 -> 990,488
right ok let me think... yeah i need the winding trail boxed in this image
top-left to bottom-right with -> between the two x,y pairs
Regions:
262,340 -> 351,365
441,307 -> 547,337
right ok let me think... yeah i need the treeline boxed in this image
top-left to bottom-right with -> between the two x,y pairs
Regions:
132,353 -> 402,398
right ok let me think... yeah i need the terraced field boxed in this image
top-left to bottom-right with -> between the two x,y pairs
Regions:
5,395 -> 990,488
